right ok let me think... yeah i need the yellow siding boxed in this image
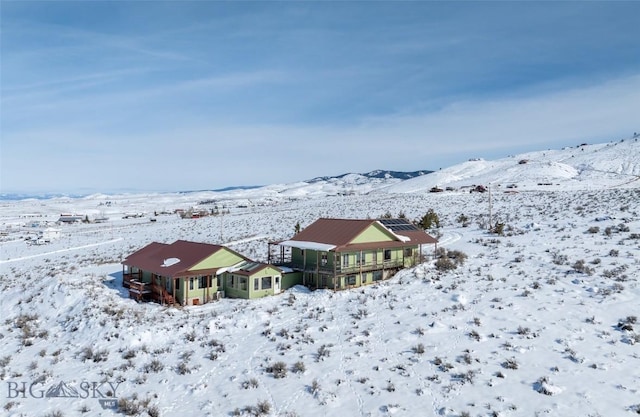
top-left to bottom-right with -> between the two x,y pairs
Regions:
188,248 -> 245,271
351,223 -> 395,244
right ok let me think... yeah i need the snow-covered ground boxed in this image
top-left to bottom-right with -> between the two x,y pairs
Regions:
1,139 -> 639,417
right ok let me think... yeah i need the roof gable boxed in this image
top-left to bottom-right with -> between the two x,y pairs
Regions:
285,218 -> 437,250
289,218 -> 373,246
123,240 -> 232,277
350,222 -> 396,244
189,247 -> 247,271
229,261 -> 281,277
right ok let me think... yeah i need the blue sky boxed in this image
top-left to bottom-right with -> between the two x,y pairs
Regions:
2,2 -> 639,194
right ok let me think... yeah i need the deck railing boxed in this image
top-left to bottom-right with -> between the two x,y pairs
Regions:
284,258 -> 413,275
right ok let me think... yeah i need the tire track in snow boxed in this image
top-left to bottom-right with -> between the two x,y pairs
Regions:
335,306 -> 365,416
436,231 -> 462,248
0,237 -> 123,264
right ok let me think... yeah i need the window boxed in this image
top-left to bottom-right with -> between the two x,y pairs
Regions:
300,249 -> 305,257
261,276 -> 272,290
373,251 -> 378,265
199,276 -> 208,288
176,279 -> 180,290
373,271 -> 383,281
384,249 -> 392,261
362,274 -> 367,284
321,253 -> 328,266
254,278 -> 260,291
356,252 -> 362,265
346,275 -> 356,286
189,278 -> 194,290
229,275 -> 235,288
239,277 -> 247,291
404,248 -> 413,257
342,254 -> 350,267
216,275 -> 221,288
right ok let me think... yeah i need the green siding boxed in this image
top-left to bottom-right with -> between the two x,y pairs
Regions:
189,248 -> 245,271
292,249 -> 336,271
223,273 -> 250,299
282,272 -> 302,289
249,266 -> 282,299
180,275 -> 223,305
224,265 -> 283,299
141,270 -> 153,283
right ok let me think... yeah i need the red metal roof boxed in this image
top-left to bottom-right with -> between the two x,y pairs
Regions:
288,218 -> 437,251
122,240 -> 242,278
290,218 -> 373,247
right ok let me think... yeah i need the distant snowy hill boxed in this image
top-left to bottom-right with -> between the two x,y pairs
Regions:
3,138 -> 638,211
307,169 -> 433,183
232,138 -> 640,199
377,138 -> 640,194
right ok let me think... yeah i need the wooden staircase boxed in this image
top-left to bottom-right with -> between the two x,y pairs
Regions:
151,283 -> 175,305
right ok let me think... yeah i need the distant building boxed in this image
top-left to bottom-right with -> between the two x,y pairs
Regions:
57,214 -> 84,224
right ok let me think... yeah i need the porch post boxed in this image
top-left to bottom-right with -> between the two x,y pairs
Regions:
333,252 -> 340,291
173,278 -> 176,306
333,252 -> 342,291
186,276 -> 189,306
161,276 -> 165,305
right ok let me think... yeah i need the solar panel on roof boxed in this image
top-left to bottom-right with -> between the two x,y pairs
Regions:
242,262 -> 261,271
380,218 -> 408,225
379,218 -> 419,232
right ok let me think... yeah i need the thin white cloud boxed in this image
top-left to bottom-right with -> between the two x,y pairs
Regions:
4,73 -> 637,193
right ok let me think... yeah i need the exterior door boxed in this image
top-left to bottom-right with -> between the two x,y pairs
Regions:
274,276 -> 281,294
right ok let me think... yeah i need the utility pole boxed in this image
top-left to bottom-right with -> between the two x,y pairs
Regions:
219,209 -> 224,242
488,183 -> 493,232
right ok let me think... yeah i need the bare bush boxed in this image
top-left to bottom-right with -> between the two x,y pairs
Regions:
266,361 -> 287,379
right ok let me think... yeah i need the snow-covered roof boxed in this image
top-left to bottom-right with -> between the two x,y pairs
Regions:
278,240 -> 336,251
216,260 -> 249,275
161,257 -> 180,267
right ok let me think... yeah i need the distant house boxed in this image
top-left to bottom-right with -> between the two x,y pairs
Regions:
57,214 -> 84,224
268,218 -> 437,290
122,240 -> 301,305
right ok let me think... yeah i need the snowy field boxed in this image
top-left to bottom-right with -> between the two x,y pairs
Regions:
1,140 -> 640,417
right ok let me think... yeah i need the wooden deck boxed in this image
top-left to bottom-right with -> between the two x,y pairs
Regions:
128,280 -> 151,302
128,280 -> 176,305
123,271 -> 142,289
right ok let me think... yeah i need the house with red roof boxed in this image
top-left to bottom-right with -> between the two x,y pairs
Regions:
268,218 -> 437,290
122,240 -> 295,304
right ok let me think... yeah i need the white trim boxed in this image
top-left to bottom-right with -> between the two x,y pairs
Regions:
278,240 -> 336,251
216,260 -> 248,275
